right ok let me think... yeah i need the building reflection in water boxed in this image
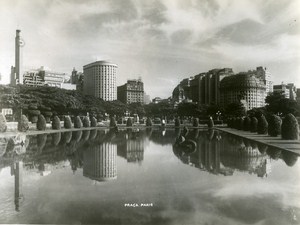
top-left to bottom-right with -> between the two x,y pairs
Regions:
83,142 -> 117,182
172,129 -> 290,178
117,129 -> 144,164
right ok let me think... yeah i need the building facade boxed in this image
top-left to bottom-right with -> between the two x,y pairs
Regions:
220,73 -> 266,110
172,68 -> 234,106
273,83 -> 290,99
23,66 -> 72,88
83,61 -> 117,101
117,79 -> 144,104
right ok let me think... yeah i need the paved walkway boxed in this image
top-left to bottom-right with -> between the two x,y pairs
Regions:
216,127 -> 300,155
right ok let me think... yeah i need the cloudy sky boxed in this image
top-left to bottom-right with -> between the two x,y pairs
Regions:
0,0 -> 299,98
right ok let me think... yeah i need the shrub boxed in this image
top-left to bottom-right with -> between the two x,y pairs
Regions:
146,118 -> 152,127
52,116 -> 61,130
237,117 -> 244,130
257,115 -> 268,134
37,115 -> 46,130
74,116 -> 83,128
250,117 -> 258,133
82,116 -> 90,127
18,115 -> 29,132
268,114 -> 282,137
193,118 -> 199,127
64,116 -> 72,129
30,116 -> 38,123
175,118 -> 180,127
110,117 -> 117,127
0,113 -> 7,132
281,113 -> 299,140
227,118 -> 233,128
207,117 -> 214,128
243,116 -> 251,131
126,118 -> 133,127
91,117 -> 97,127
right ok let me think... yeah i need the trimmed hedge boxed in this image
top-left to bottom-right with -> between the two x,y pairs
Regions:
250,117 -> 258,133
18,115 -> 29,132
91,117 -> 97,127
146,118 -> 152,127
64,116 -> 72,129
257,115 -> 268,134
175,118 -> 180,127
207,117 -> 214,128
52,116 -> 61,130
243,116 -> 251,131
281,113 -> 299,140
37,115 -> 46,130
74,116 -> 83,128
0,113 -> 7,132
237,117 -> 244,130
126,118 -> 133,127
82,116 -> 90,127
268,114 -> 282,137
110,117 -> 117,127
193,118 -> 199,127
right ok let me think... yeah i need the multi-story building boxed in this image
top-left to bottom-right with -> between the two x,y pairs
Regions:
152,97 -> 163,104
172,68 -> 234,106
297,89 -> 300,104
117,79 -> 144,104
83,61 -> 117,101
220,72 -> 266,110
273,83 -> 290,99
256,66 -> 273,94
23,66 -> 73,89
287,83 -> 297,100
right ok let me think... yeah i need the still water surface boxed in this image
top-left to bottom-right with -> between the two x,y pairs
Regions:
0,128 -> 299,225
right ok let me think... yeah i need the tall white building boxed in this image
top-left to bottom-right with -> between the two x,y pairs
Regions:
83,61 -> 117,101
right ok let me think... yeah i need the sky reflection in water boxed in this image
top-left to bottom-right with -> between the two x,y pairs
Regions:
0,128 -> 299,225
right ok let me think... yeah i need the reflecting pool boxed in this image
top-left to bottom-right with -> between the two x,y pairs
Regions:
0,128 -> 299,225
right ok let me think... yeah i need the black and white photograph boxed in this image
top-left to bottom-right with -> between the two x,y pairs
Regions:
0,0 -> 300,224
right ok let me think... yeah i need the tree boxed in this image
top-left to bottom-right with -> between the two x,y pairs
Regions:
52,116 -> 61,130
0,113 -> 7,132
146,117 -> 152,127
243,116 -> 251,131
281,113 -> 299,140
265,91 -> 299,116
193,118 -> 199,127
175,118 -> 180,127
267,114 -> 281,137
74,116 -> 83,128
82,116 -> 90,127
18,115 -> 29,132
37,115 -> 46,130
250,117 -> 258,133
126,118 -> 133,127
64,116 -> 72,129
177,102 -> 198,117
91,117 -> 97,127
110,117 -> 117,127
225,102 -> 246,117
257,115 -> 268,134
